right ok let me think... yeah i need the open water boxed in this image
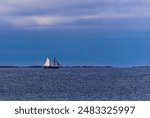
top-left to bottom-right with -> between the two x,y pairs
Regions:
0,67 -> 150,101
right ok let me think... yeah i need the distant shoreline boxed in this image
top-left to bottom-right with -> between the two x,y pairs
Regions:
0,66 -> 42,68
0,65 -> 150,68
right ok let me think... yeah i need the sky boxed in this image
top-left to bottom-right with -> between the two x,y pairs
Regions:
0,0 -> 150,66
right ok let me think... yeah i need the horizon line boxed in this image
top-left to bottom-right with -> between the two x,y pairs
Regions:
0,65 -> 150,68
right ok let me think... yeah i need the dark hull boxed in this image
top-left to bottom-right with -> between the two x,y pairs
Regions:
44,66 -> 59,69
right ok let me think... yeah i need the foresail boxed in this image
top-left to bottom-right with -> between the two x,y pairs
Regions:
44,58 -> 50,67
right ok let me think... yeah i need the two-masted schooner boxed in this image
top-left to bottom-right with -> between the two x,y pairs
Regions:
43,57 -> 60,69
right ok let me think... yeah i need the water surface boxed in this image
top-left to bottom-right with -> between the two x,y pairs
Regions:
0,67 -> 150,100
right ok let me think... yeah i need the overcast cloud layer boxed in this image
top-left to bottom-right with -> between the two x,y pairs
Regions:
0,0 -> 150,28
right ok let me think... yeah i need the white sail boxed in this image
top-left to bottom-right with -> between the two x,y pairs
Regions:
44,58 -> 50,67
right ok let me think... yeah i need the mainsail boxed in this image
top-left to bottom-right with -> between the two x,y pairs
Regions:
54,57 -> 60,67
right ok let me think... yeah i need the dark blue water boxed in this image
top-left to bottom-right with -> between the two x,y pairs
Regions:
0,67 -> 150,101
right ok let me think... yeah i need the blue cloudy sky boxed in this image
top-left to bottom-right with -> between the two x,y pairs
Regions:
0,0 -> 150,66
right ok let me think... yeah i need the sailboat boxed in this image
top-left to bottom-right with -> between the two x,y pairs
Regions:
43,57 -> 60,69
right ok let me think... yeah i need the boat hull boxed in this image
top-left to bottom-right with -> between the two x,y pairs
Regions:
44,66 -> 59,69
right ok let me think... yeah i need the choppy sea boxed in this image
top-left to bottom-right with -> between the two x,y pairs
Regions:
0,67 -> 150,101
